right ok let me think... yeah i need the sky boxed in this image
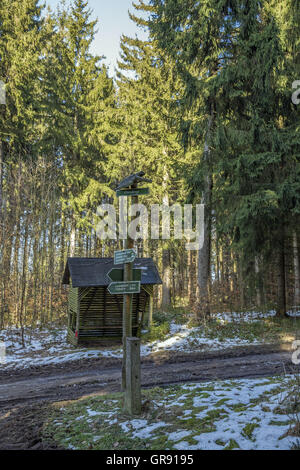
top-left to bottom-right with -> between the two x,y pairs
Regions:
45,0 -> 148,75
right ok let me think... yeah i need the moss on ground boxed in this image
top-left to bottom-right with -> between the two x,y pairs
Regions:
43,376 -> 299,451
190,317 -> 300,344
141,309 -> 300,347
241,422 -> 260,441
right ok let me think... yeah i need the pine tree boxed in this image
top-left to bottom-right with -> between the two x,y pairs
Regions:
0,0 -> 48,326
212,1 -> 300,316
150,0 -> 238,316
51,0 -> 116,252
150,0 -> 300,316
110,1 -> 191,306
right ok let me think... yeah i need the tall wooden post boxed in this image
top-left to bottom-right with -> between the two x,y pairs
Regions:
109,172 -> 151,415
122,184 -> 137,390
124,337 -> 141,415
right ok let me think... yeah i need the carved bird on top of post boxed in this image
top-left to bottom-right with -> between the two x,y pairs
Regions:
116,171 -> 152,191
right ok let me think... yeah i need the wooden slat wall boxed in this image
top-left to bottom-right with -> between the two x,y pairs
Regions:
68,285 -> 78,312
67,329 -> 78,346
67,285 -> 151,345
67,285 -> 78,343
77,287 -> 149,339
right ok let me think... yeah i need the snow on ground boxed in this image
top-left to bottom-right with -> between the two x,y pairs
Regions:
0,323 -> 256,370
0,310 -> 299,370
47,375 -> 300,450
211,309 -> 300,323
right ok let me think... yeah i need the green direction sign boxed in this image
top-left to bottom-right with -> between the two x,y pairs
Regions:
107,268 -> 142,282
108,281 -> 141,295
116,187 -> 149,197
114,249 -> 136,265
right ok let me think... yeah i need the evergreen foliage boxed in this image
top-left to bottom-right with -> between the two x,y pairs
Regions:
0,0 -> 299,325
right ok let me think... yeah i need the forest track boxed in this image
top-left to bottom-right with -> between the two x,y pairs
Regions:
0,343 -> 299,449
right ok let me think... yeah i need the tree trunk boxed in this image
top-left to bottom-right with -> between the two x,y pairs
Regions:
161,248 -> 171,307
161,163 -> 171,308
238,261 -> 245,310
277,225 -> 287,317
293,231 -> 300,306
254,256 -> 262,308
0,140 -> 3,222
70,217 -> 76,257
197,111 -> 213,318
188,250 -> 196,306
0,140 -> 5,326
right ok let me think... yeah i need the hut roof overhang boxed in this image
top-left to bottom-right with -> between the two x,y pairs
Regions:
62,257 -> 162,288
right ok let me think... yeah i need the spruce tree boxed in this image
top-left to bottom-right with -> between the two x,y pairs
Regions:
108,1 -> 192,306
150,0 -> 300,315
150,0 -> 238,316
212,1 -> 300,316
51,0 -> 116,249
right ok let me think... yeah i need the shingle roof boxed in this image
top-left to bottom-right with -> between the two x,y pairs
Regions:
62,257 -> 162,287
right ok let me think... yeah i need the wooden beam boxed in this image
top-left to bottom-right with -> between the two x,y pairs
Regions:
124,337 -> 141,416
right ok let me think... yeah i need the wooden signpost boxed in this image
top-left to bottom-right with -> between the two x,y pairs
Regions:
107,268 -> 142,283
107,171 -> 151,415
108,281 -> 141,295
116,187 -> 149,197
114,248 -> 136,265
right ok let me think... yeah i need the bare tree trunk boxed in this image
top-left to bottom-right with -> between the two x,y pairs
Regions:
254,256 -> 261,308
19,223 -> 29,347
188,249 -> 193,304
238,260 -> 245,310
0,140 -> 5,326
60,210 -> 66,276
161,248 -> 171,307
161,163 -> 171,308
277,224 -> 287,317
197,109 -> 213,318
70,217 -> 76,257
293,231 -> 300,306
216,236 -> 220,283
188,250 -> 196,306
0,141 -> 3,223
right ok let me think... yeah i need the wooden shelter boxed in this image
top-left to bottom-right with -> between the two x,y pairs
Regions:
62,257 -> 162,346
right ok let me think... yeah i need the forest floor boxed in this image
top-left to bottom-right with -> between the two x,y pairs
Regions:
0,358 -> 299,450
0,310 -> 299,449
43,375 -> 300,450
0,343 -> 299,449
0,309 -> 299,370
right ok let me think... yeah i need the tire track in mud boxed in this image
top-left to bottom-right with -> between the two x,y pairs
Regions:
0,343 -> 297,408
0,344 -> 298,449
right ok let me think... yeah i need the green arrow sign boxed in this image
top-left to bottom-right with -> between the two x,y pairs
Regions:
116,187 -> 149,197
108,281 -> 141,295
107,268 -> 142,282
114,249 -> 136,265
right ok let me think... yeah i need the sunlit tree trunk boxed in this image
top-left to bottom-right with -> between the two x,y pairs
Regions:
161,163 -> 171,307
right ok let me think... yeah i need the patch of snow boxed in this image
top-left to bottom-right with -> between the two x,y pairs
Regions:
132,422 -> 168,439
86,408 -> 102,417
0,309 -> 298,370
168,430 -> 191,442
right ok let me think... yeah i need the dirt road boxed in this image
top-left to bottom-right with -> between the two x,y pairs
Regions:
0,343 -> 298,449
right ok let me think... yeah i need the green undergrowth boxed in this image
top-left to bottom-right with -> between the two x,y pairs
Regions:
195,316 -> 300,344
141,307 -> 189,343
141,307 -> 300,347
